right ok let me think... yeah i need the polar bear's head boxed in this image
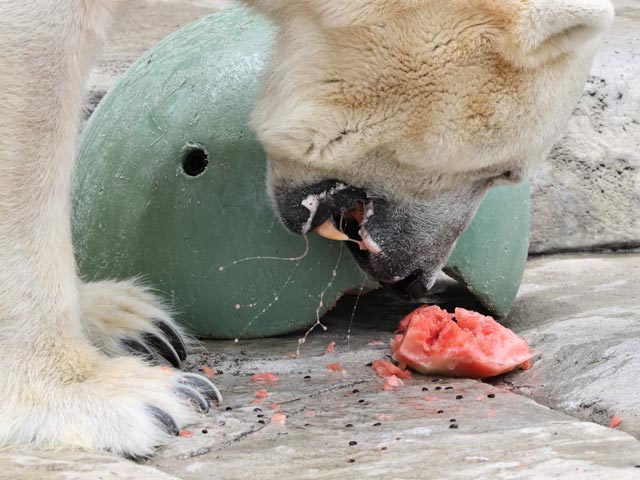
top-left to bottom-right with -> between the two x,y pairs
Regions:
245,0 -> 613,297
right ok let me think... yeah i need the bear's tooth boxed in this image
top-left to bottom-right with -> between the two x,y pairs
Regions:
314,219 -> 349,242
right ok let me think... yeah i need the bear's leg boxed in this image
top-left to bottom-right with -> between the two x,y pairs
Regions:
0,0 -> 218,457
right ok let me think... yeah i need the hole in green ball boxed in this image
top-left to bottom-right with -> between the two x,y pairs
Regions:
182,146 -> 208,177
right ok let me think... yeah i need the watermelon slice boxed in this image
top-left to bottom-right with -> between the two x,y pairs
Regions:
391,305 -> 534,379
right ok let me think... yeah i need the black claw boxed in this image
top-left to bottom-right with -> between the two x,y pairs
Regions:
180,373 -> 222,405
147,405 -> 179,436
122,338 -> 158,364
153,319 -> 188,362
175,385 -> 210,414
142,333 -> 181,368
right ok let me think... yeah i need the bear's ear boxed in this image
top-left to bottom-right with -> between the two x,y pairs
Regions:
503,0 -> 614,67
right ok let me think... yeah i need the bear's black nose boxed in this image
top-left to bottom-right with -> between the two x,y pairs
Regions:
387,270 -> 428,300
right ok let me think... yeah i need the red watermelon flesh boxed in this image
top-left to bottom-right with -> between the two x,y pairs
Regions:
391,305 -> 534,379
371,359 -> 412,379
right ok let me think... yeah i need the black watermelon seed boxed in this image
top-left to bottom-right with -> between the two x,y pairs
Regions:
450,419 -> 457,423
345,424 -> 354,428
257,414 -> 265,418
349,441 -> 358,446
258,420 -> 266,424
435,386 -> 442,391
373,423 -> 382,427
304,375 -> 311,379
422,387 -> 429,392
381,447 -> 388,451
456,395 -> 464,400
347,459 -> 356,464
254,407 -> 262,412
445,386 -> 453,390
449,424 -> 459,429
304,423 -> 311,427
352,389 -> 360,394
487,394 -> 496,398
225,406 -> 232,411
358,399 -> 365,404
437,410 -> 444,414
202,429 -> 208,434
366,362 -> 373,367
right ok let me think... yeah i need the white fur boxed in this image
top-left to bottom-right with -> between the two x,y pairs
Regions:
249,0 -> 614,192
0,0 -> 210,456
0,0 -> 612,456
518,0 -> 614,55
79,279 -> 193,356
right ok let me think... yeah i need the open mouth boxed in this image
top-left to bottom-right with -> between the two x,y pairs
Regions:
277,179 -> 434,299
297,185 -> 431,299
315,209 -> 430,299
333,201 -> 371,265
311,199 -> 381,261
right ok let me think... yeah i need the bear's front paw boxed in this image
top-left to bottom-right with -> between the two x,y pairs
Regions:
0,352 -> 220,457
79,280 -> 190,367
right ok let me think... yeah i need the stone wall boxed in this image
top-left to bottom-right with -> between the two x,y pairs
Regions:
529,0 -> 640,254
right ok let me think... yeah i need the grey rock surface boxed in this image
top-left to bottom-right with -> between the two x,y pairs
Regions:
503,254 -> 640,439
0,451 -> 181,480
3,254 -> 640,479
529,0 -> 640,253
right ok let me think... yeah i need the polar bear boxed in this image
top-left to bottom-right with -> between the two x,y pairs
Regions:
0,0 -> 613,458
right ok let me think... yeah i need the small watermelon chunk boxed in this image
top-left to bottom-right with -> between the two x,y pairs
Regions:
382,375 -> 405,391
609,416 -> 622,428
391,305 -> 534,379
252,372 -> 280,385
371,360 -> 411,379
254,389 -> 269,399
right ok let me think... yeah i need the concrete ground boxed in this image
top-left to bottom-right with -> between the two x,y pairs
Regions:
3,254 -> 640,479
3,1 -> 639,479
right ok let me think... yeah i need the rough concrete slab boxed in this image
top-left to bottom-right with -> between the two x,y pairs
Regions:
0,451 -> 180,480
147,333 -> 640,480
2,255 -> 640,478
502,254 -> 640,439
